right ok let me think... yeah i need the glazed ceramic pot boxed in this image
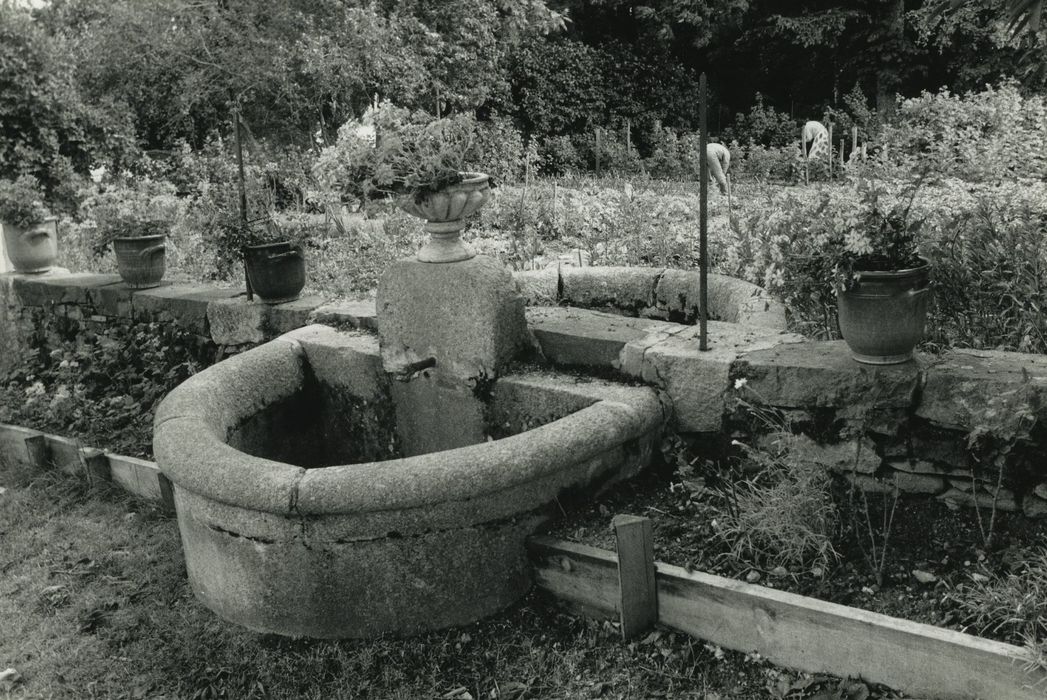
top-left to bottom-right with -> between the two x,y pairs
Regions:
243,241 -> 305,304
113,234 -> 167,289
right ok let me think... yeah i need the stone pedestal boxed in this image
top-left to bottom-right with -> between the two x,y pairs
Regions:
376,255 -> 528,456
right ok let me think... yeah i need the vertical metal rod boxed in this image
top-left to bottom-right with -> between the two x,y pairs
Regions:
698,73 -> 709,352
234,107 -> 252,301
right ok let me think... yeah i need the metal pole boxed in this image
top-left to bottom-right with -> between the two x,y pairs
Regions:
698,73 -> 709,352
234,107 -> 252,301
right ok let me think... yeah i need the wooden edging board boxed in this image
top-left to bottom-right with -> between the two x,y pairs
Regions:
527,535 -> 1047,700
0,423 -> 172,511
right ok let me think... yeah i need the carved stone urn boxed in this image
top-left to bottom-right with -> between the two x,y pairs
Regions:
397,172 -> 492,263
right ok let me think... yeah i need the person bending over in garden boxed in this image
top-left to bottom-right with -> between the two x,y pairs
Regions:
706,142 -> 731,196
802,120 -> 829,161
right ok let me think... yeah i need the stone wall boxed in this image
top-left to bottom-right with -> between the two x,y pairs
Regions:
3,268 -> 1047,517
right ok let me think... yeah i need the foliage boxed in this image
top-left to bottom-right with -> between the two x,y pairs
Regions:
78,178 -> 181,253
0,175 -> 51,228
882,82 -> 1047,182
722,94 -> 800,148
0,4 -> 137,206
946,548 -> 1047,657
314,103 -> 497,208
0,316 -> 214,458
716,429 -> 840,573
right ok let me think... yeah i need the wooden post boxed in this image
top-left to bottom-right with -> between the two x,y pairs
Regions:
612,515 -> 657,640
24,434 -> 48,469
840,138 -> 845,169
802,125 -> 809,186
595,128 -> 602,177
851,126 -> 858,162
698,73 -> 709,352
625,119 -> 632,157
828,122 -> 834,178
81,447 -> 109,484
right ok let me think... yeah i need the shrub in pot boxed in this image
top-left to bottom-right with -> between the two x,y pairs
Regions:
0,175 -> 57,273
84,179 -> 181,289
223,214 -> 315,304
831,176 -> 932,364
313,102 -> 494,263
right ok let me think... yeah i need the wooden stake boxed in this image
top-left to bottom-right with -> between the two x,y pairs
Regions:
612,515 -> 657,640
828,122 -> 834,179
840,138 -> 845,168
625,119 -> 632,157
852,126 -> 858,161
802,125 -> 809,186
698,73 -> 709,352
595,128 -> 602,177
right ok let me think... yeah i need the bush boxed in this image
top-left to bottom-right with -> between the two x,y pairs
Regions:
716,428 -> 840,572
0,316 -> 215,458
717,176 -> 1047,350
722,94 -> 800,149
883,82 -> 1047,182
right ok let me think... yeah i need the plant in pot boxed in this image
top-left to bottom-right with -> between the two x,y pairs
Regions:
313,104 -> 493,263
831,176 -> 932,364
222,213 -> 314,304
0,175 -> 58,273
86,180 -> 180,289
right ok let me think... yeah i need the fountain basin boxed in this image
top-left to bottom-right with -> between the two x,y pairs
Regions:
153,324 -> 666,638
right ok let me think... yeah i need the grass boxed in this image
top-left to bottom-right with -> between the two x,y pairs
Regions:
2,456 -> 863,700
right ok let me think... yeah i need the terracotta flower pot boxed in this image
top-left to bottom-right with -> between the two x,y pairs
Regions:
2,217 -> 58,273
113,234 -> 166,289
397,172 -> 492,263
243,241 -> 305,304
836,257 -> 932,365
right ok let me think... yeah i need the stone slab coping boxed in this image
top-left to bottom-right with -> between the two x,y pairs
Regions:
153,325 -> 666,526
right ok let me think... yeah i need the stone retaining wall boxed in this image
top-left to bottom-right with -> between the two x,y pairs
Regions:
4,268 -> 1047,517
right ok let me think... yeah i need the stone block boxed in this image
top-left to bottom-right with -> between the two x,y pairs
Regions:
734,340 -> 921,410
642,324 -> 796,433
910,430 -> 970,470
267,295 -> 326,335
784,433 -> 881,474
207,296 -> 267,345
917,348 -> 1047,430
560,265 -> 661,315
308,299 -> 378,332
283,325 -> 385,402
937,487 -> 1018,512
512,267 -> 560,306
378,255 -> 527,380
887,459 -> 948,475
12,272 -> 121,308
91,282 -> 134,317
890,470 -> 946,494
843,473 -> 898,495
132,283 -> 239,334
528,306 -> 672,370
390,372 -> 487,457
1023,495 -> 1047,518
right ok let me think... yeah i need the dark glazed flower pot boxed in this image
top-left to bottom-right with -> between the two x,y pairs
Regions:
243,241 -> 305,304
397,172 -> 492,263
837,258 -> 932,365
2,217 -> 58,273
113,234 -> 166,289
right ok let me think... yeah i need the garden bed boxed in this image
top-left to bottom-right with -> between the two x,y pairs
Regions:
547,453 -> 1047,664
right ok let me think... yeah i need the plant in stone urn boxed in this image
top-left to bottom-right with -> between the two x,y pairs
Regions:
313,102 -> 493,263
830,175 -> 932,365
0,175 -> 58,273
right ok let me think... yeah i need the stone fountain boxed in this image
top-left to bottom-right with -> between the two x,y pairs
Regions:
153,218 -> 667,638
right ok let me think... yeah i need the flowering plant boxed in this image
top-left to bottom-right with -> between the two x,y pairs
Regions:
832,175 -> 927,290
0,175 -> 51,228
